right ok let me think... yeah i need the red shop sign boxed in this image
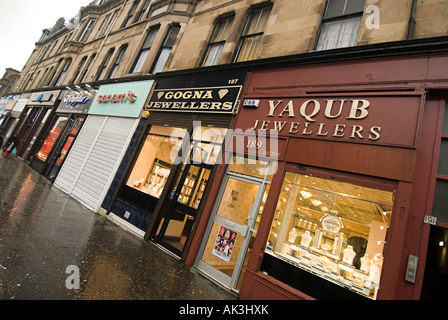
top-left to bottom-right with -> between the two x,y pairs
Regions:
234,94 -> 425,149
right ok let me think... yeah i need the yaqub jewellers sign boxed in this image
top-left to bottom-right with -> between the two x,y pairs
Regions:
235,94 -> 425,148
145,85 -> 242,114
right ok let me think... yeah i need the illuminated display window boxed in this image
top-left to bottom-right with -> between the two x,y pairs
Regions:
126,126 -> 187,198
264,172 -> 394,299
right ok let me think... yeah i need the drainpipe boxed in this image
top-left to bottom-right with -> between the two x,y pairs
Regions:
408,0 -> 418,39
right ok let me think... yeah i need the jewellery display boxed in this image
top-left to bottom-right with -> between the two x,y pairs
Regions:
288,228 -> 299,243
360,254 -> 370,273
342,245 -> 356,265
265,172 -> 393,300
300,231 -> 312,248
266,207 -> 386,299
134,161 -> 172,198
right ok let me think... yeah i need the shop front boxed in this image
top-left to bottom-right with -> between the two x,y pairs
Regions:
28,88 -> 96,181
187,53 -> 448,299
103,69 -> 246,259
53,80 -> 154,213
13,90 -> 62,161
0,94 -> 21,138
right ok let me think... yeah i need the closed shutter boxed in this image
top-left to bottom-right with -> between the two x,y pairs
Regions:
54,115 -> 105,193
54,115 -> 138,212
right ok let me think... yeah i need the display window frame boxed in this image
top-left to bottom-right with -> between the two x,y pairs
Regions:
29,113 -> 87,180
258,162 -> 399,300
35,115 -> 70,162
118,125 -> 188,213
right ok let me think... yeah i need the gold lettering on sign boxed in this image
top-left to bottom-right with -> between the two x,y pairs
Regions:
247,97 -> 383,142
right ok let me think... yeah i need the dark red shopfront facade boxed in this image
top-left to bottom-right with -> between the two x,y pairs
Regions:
185,52 -> 448,300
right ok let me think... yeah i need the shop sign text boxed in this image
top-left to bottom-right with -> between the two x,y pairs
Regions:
96,91 -> 137,103
240,96 -> 423,148
250,99 -> 380,142
146,85 -> 242,114
64,94 -> 90,107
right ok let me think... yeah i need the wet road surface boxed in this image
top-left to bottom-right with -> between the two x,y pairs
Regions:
0,155 -> 235,300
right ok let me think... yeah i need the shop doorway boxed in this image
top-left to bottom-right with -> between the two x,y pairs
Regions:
421,226 -> 448,299
153,162 -> 212,257
149,125 -> 228,258
195,156 -> 275,292
43,116 -> 85,181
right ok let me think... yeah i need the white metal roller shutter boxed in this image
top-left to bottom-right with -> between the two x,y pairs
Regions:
70,116 -> 138,212
54,115 -> 105,194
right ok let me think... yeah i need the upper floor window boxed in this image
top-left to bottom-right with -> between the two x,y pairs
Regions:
202,15 -> 234,67
107,45 -> 128,79
315,0 -> 366,51
47,59 -> 63,86
123,1 -> 140,28
233,5 -> 272,62
96,13 -> 111,39
38,68 -> 49,88
131,28 -> 159,73
105,11 -> 119,35
80,54 -> 96,83
77,19 -> 96,42
151,25 -> 180,74
136,0 -> 150,22
96,49 -> 115,80
72,56 -> 87,84
55,58 -> 73,86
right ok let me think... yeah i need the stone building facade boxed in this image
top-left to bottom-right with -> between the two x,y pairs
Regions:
12,0 -> 448,92
2,0 -> 448,301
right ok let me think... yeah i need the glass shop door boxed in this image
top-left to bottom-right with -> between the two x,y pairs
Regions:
152,144 -> 214,258
43,115 -> 85,182
152,126 -> 228,257
195,156 -> 274,292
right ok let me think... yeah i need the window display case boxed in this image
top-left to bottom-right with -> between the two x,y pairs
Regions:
170,164 -> 210,209
264,172 -> 394,300
134,159 -> 172,198
126,126 -> 186,198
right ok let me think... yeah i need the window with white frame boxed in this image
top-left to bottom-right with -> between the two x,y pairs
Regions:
151,25 -> 180,74
123,1 -> 140,28
96,49 -> 115,80
315,0 -> 366,51
136,0 -> 150,22
107,45 -> 128,79
55,58 -> 73,86
105,11 -> 119,35
96,13 -> 111,39
202,15 -> 234,67
131,28 -> 159,73
233,5 -> 272,62
72,56 -> 87,84
78,19 -> 96,42
80,53 -> 96,82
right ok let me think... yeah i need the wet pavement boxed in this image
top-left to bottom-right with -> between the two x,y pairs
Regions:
0,154 -> 236,301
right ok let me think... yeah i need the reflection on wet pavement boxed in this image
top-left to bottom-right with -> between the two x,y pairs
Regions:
0,156 -> 235,300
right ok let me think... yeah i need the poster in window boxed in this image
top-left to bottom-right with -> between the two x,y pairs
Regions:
212,226 -> 237,262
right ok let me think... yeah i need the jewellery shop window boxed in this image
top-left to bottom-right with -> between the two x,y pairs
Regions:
264,172 -> 394,300
169,126 -> 228,209
126,126 -> 187,198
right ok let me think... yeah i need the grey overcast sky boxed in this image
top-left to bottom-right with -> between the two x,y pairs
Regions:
0,0 -> 91,77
